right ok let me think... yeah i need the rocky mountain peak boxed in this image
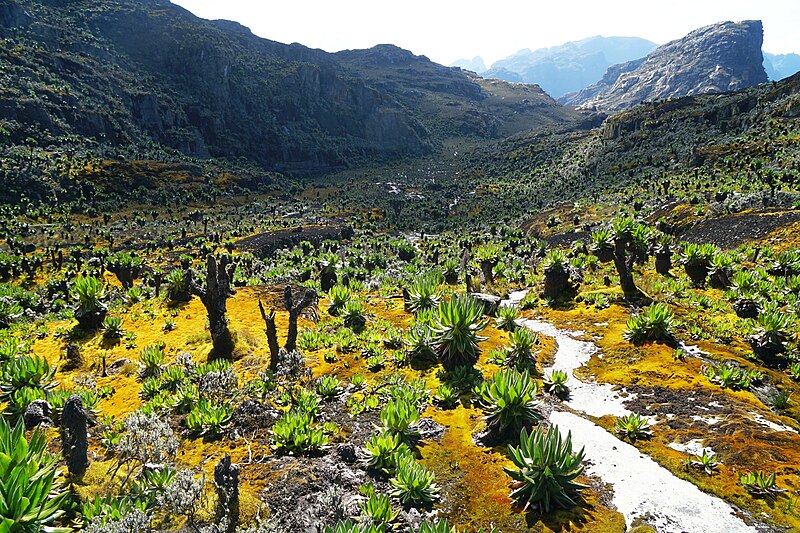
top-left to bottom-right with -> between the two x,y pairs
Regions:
561,20 -> 768,110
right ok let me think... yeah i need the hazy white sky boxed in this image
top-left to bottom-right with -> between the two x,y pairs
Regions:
170,0 -> 799,66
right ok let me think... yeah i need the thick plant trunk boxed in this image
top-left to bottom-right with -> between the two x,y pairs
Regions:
61,395 -> 90,478
613,236 -> 639,297
214,454 -> 239,533
189,254 -> 236,358
283,285 -> 317,353
655,252 -> 672,275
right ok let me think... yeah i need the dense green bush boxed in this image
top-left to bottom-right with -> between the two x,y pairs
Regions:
505,425 -> 586,513
432,294 -> 489,370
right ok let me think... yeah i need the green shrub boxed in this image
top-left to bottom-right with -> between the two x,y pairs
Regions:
405,271 -> 443,313
271,410 -> 328,455
0,354 -> 57,402
543,369 -> 569,396
433,383 -> 459,408
505,327 -> 540,372
186,398 -> 233,437
475,369 -> 541,436
0,417 -> 70,531
380,399 -> 420,443
364,431 -> 412,473
342,299 -> 367,332
703,361 -> 763,390
138,344 -> 165,377
505,425 -> 586,512
327,284 -> 352,316
432,294 -> 489,370
738,471 -> 785,496
622,303 -> 675,344
389,454 -> 439,505
102,316 -> 125,339
364,431 -> 411,473
405,323 -> 436,361
316,375 -> 341,400
495,305 -> 519,332
360,492 -> 398,526
614,412 -> 652,441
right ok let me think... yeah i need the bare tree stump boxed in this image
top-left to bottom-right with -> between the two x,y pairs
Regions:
61,395 -> 90,478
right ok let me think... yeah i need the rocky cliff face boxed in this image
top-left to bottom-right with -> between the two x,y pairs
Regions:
561,21 -> 768,111
483,36 -> 657,99
0,0 -> 577,174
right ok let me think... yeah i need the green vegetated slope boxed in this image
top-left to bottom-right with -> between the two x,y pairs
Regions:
459,71 -> 800,221
0,0 -> 578,198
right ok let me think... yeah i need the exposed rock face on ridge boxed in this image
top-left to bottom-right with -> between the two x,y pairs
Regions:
0,0 -> 579,175
483,36 -> 657,99
561,21 -> 768,111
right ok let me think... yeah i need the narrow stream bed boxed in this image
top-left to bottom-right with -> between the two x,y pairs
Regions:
502,292 -> 760,532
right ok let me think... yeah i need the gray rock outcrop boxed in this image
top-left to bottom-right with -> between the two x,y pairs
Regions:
562,21 -> 768,111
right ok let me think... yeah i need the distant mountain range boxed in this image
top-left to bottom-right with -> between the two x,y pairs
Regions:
0,0 -> 577,174
479,36 -> 658,98
561,20 -> 768,110
453,35 -> 799,100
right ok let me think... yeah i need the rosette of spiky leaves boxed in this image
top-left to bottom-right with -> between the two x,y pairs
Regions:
504,425 -> 587,513
327,284 -> 352,316
186,398 -> 233,438
342,299 -> 367,332
542,250 -> 569,275
433,383 -> 459,408
389,454 -> 439,505
138,344 -> 165,377
165,269 -> 190,302
405,323 -> 436,362
681,242 -> 716,267
751,310 -> 793,355
271,410 -> 328,455
0,354 -> 57,402
380,399 -> 420,444
738,471 -> 786,496
622,303 -> 675,344
360,492 -> 398,526
102,316 -> 125,339
431,294 -> 489,371
316,375 -> 341,400
72,275 -> 107,315
324,520 -> 386,533
0,417 -> 71,532
614,412 -> 652,441
589,228 -> 615,261
506,327 -> 540,372
405,271 -> 443,314
364,431 -> 412,473
4,387 -> 47,423
543,369 -> 569,397
0,298 -> 24,329
495,305 -> 519,332
0,338 -> 26,363
48,388 -> 101,423
475,369 -> 541,436
415,521 -> 457,533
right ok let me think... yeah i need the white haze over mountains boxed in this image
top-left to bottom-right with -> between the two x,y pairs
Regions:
170,0 -> 798,67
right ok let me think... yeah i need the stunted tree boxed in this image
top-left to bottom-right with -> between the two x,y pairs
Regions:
259,285 -> 318,372
188,254 -> 236,358
610,217 -> 643,298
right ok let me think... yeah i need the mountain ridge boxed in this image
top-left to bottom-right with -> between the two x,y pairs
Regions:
560,20 -> 768,111
0,0 -> 577,176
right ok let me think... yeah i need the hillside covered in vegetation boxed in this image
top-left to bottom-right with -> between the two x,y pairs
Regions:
1,2 -> 800,533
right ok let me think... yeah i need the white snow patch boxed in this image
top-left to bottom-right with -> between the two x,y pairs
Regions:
551,411 -> 754,532
751,413 -> 798,433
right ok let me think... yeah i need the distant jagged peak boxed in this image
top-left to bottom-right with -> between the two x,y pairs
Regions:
562,20 -> 768,110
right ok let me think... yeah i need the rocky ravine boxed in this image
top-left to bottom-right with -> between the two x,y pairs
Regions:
561,20 -> 768,111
